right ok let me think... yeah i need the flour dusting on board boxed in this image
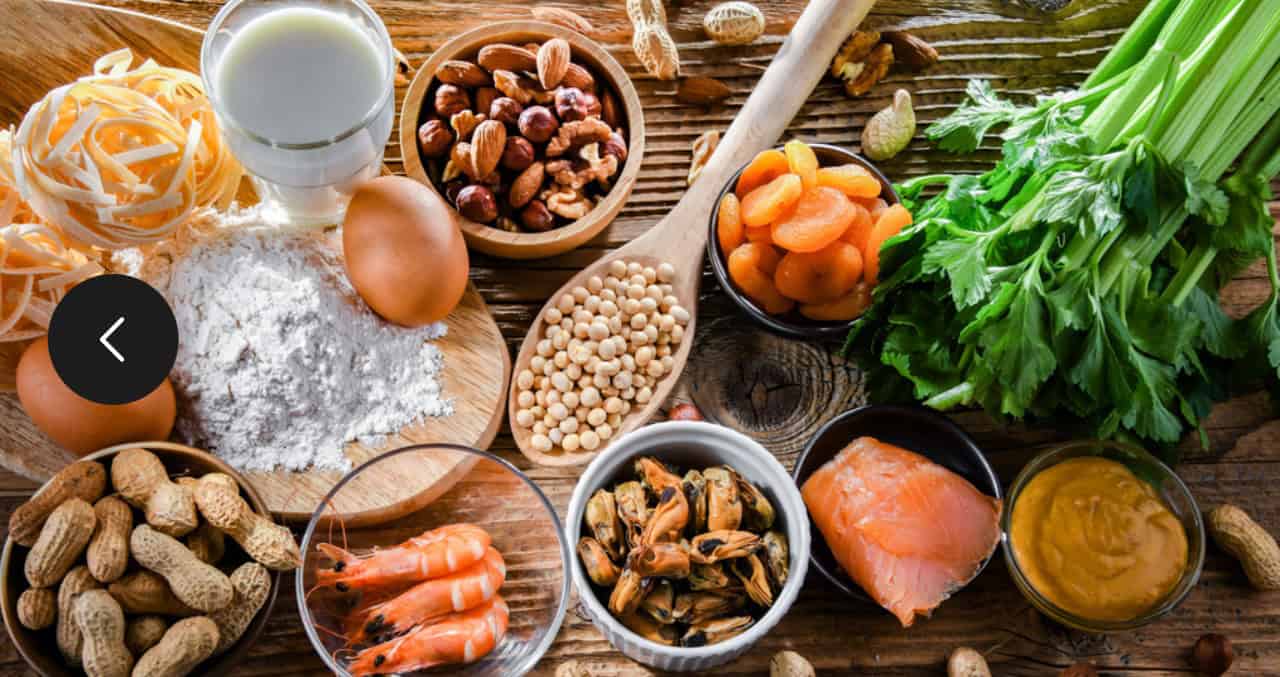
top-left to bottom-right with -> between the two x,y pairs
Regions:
116,207 -> 452,472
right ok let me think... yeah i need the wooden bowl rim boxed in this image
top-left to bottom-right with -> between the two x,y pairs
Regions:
399,20 -> 646,259
1,441 -> 282,677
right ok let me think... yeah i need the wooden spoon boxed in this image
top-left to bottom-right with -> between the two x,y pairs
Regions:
510,0 -> 878,466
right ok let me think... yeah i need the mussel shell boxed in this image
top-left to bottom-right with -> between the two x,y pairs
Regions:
679,615 -> 754,647
762,530 -> 789,590
615,481 -> 649,552
609,568 -> 653,616
704,467 -> 743,532
682,469 -> 708,536
640,579 -> 677,624
586,488 -> 622,559
689,563 -> 733,591
732,553 -> 774,607
577,537 -> 621,587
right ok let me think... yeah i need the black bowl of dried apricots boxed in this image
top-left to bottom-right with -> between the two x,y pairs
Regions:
707,141 -> 907,339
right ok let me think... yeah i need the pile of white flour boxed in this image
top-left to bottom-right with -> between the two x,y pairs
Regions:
116,208 -> 451,473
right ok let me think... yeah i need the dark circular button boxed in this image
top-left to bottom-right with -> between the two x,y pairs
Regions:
47,274 -> 178,405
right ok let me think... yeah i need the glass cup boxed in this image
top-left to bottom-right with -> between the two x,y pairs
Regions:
201,0 -> 395,225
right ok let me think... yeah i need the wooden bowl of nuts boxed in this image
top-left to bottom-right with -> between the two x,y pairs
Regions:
400,21 -> 644,260
1,442 -> 287,677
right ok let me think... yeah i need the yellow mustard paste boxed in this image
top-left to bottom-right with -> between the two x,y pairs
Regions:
1010,457 -> 1188,621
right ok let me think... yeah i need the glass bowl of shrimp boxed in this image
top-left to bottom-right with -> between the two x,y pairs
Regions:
297,444 -> 572,676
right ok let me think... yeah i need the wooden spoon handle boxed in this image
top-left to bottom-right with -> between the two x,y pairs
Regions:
641,0 -> 877,252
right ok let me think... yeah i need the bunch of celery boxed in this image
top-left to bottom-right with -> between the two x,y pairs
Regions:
845,0 -> 1280,451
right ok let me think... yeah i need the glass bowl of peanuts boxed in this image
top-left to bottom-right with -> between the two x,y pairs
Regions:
297,444 -> 571,676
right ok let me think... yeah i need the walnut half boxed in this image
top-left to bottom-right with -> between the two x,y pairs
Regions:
544,186 -> 594,219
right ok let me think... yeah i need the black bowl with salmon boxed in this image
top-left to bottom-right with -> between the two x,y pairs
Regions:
792,405 -> 1002,626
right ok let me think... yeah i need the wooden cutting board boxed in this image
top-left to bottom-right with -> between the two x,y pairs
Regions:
0,0 -> 510,524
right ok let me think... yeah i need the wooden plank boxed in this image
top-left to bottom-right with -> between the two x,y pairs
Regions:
1,0 -> 1279,675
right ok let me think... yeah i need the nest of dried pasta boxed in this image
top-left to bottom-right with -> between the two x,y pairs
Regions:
0,128 -> 102,342
10,49 -> 241,250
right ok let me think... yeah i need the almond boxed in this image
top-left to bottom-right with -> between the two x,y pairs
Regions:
470,120 -> 507,179
600,90 -> 622,130
562,63 -> 597,93
437,60 -> 492,87
510,161 -> 545,208
883,31 -> 939,71
537,39 -> 572,90
478,44 -> 537,73
676,76 -> 731,105
530,7 -> 595,35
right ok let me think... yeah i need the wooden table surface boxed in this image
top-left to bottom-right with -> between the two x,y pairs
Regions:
3,0 -> 1280,675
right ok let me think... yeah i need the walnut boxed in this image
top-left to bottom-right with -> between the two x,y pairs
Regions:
830,30 -> 880,80
493,70 -> 534,105
846,43 -> 893,96
546,118 -> 612,157
544,186 -> 593,219
547,143 -> 618,190
450,110 -> 485,140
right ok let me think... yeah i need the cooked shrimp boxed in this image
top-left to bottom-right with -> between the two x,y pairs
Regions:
316,524 -> 490,591
353,546 -> 506,644
347,596 -> 510,676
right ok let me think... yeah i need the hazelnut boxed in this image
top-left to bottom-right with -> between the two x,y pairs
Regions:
417,119 -> 453,158
489,96 -> 524,126
434,84 -> 471,117
668,403 -> 703,421
602,131 -> 628,164
555,87 -> 590,122
582,91 -> 601,118
501,137 -> 537,171
1191,634 -> 1233,676
475,87 -> 501,118
519,106 -> 559,144
456,184 -> 498,223
520,199 -> 556,232
443,180 -> 466,206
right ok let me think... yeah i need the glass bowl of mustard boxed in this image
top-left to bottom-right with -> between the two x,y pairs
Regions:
1002,439 -> 1205,632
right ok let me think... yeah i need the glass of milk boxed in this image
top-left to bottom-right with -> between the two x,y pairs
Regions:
201,0 -> 395,225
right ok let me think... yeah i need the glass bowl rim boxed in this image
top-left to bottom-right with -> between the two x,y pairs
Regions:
295,442 -> 572,677
1000,438 -> 1206,632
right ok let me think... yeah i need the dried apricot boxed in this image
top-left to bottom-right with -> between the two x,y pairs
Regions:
784,140 -> 818,189
799,282 -> 873,321
745,224 -> 773,243
741,173 -> 803,227
728,242 -> 793,314
854,196 -> 890,221
774,241 -> 863,304
717,193 -> 744,253
770,185 -> 856,253
862,203 -> 913,284
816,164 -> 881,198
839,201 -> 874,251
735,149 -> 789,198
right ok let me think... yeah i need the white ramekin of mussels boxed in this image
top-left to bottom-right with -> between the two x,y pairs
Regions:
565,421 -> 810,671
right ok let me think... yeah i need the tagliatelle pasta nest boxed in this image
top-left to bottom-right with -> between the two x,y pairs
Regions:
0,129 -> 103,342
10,49 -> 241,250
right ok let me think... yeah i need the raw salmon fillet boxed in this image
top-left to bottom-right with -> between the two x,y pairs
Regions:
801,436 -> 1002,627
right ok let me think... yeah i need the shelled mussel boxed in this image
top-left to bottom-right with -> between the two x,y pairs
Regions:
578,457 -> 789,647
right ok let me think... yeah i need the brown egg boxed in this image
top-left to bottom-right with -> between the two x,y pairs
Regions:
16,337 -> 176,456
343,176 -> 470,326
